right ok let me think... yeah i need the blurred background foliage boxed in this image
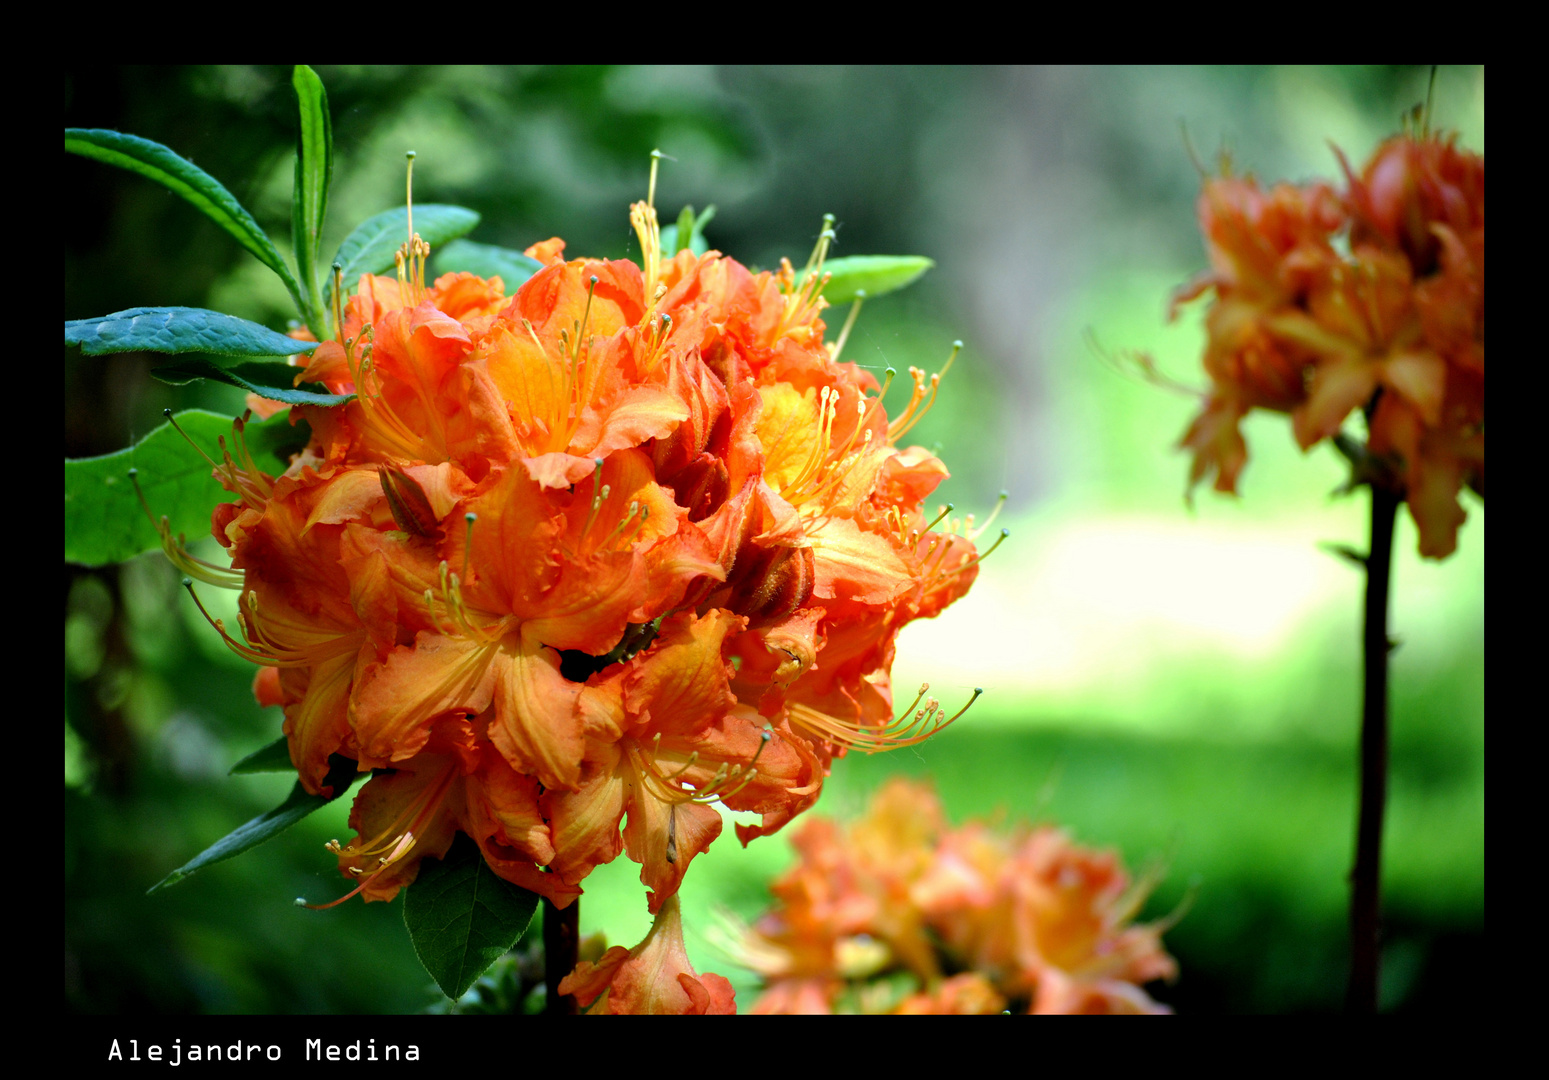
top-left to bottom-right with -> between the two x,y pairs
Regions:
65,65 -> 1483,1014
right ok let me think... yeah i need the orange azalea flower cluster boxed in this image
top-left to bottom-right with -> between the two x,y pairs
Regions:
739,779 -> 1177,1014
1175,131 -> 1484,558
193,203 -> 988,930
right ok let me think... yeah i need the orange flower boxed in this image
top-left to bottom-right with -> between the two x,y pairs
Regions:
1174,133 -> 1483,557
185,193 -> 984,918
741,779 -> 1177,1015
558,894 -> 736,1014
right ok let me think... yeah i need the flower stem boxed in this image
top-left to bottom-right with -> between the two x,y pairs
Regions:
1347,482 -> 1400,1014
543,895 -> 579,1015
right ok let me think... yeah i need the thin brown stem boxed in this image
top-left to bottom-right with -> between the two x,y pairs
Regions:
543,895 -> 579,1015
1347,482 -> 1400,1013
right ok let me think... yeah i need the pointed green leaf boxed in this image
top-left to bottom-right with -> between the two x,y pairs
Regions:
148,756 -> 363,894
148,355 -> 353,407
64,409 -> 304,567
432,239 -> 543,291
403,833 -> 542,1000
325,204 -> 481,309
291,66 -> 334,339
659,204 -> 716,258
66,128 -> 304,314
799,254 -> 935,305
66,307 -> 319,359
671,205 -> 695,254
230,737 -> 295,775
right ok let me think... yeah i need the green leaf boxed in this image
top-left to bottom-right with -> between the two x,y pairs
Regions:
659,204 -> 716,258
402,833 -> 542,1000
65,307 -> 319,359
799,254 -> 935,305
671,205 -> 695,254
147,756 -> 363,894
66,128 -> 305,315
64,409 -> 302,567
230,737 -> 295,775
325,204 -> 481,310
148,356 -> 353,407
291,66 -> 334,339
433,239 -> 543,291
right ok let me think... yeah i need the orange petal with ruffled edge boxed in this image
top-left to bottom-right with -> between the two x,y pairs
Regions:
350,633 -> 499,766
623,782 -> 722,915
560,895 -> 736,1014
808,517 -> 912,604
332,750 -> 464,904
541,739 -> 628,884
485,635 -> 585,791
622,609 -> 742,737
283,642 -> 369,795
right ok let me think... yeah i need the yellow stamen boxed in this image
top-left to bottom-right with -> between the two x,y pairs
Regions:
183,580 -> 363,668
580,459 -> 607,540
967,491 -> 1008,542
789,685 -> 982,754
405,151 -> 416,247
340,326 -> 438,462
929,527 -> 1010,590
394,152 -> 431,304
634,730 -> 771,807
829,292 -> 865,364
777,214 -> 836,339
888,341 -> 961,444
631,151 -> 666,310
570,275 -> 601,422
298,830 -> 418,910
332,262 -> 345,344
130,469 -> 244,589
461,513 -> 476,579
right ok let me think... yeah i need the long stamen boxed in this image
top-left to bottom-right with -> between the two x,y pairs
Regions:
405,151 -> 416,249
163,409 -> 219,470
888,341 -> 961,444
830,292 -> 865,363
784,387 -> 838,498
599,501 -> 647,551
162,408 -> 272,510
968,491 -> 1009,541
635,729 -> 771,807
933,527 -> 1010,587
130,469 -> 244,588
297,831 -> 418,911
789,686 -> 982,754
631,152 -> 665,306
580,458 -> 607,540
570,275 -> 600,422
184,580 -> 362,668
800,428 -> 875,508
332,262 -> 345,345
344,329 -> 434,461
394,152 -> 431,304
801,213 -> 837,280
182,578 -> 273,665
461,513 -> 476,579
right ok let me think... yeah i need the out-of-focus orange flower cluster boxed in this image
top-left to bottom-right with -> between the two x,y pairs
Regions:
190,200 -> 987,919
1174,131 -> 1483,558
738,778 -> 1177,1014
